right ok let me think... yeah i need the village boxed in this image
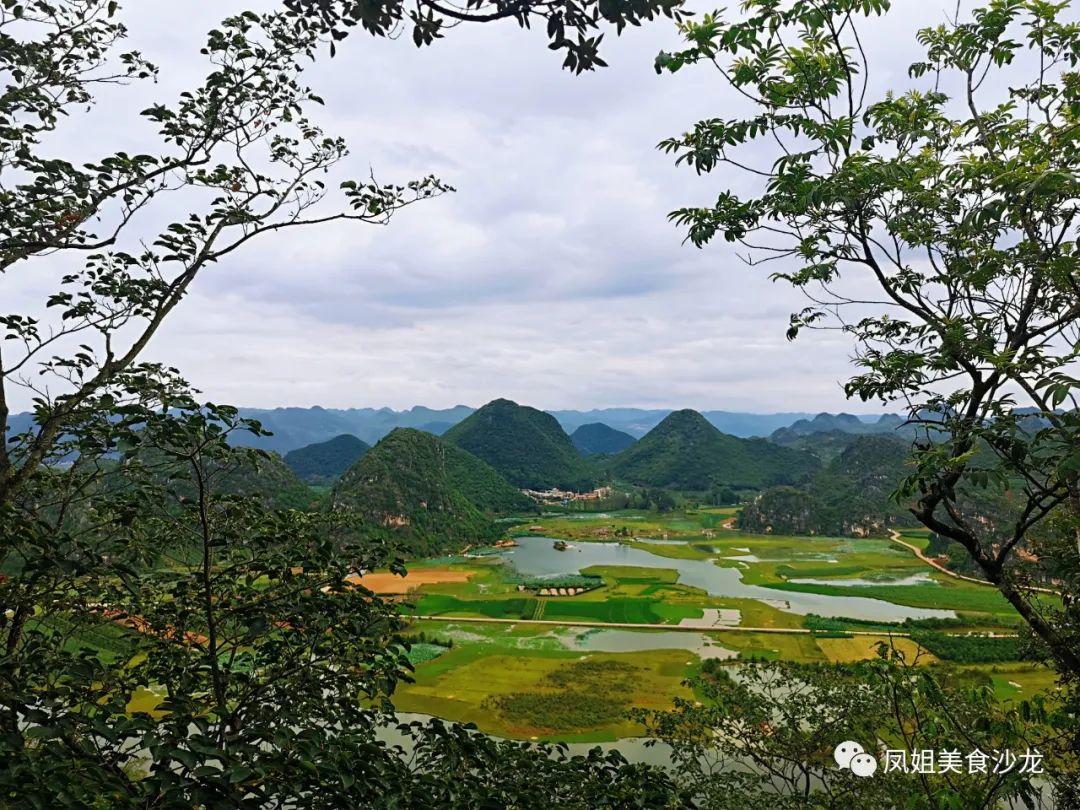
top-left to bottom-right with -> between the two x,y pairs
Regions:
520,486 -> 614,504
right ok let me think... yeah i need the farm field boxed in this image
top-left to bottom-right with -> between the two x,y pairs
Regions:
393,618 -> 1045,740
371,508 -> 1057,739
399,510 -> 1032,629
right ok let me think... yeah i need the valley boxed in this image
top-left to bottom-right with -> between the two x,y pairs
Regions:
51,398 -> 1062,757
371,507 -> 1054,742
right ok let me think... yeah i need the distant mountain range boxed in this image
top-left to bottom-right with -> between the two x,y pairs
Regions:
189,405 -> 887,454
3,402 -> 899,459
228,405 -> 476,452
770,412 -> 906,444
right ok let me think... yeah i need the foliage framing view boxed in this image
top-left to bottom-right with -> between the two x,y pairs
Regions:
657,0 -> 1080,679
0,1 -> 683,805
1,0 -> 1079,805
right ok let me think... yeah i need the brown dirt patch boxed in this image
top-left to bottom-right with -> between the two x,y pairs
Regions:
348,567 -> 474,595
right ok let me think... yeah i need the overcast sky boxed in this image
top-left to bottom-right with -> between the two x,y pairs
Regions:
9,0 -> 963,414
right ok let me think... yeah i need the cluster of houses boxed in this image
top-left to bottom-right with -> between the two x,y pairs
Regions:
521,486 -> 614,504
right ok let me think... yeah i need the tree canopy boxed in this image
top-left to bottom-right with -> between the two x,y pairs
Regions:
287,0 -> 686,71
0,1 -> 684,803
657,0 -> 1080,677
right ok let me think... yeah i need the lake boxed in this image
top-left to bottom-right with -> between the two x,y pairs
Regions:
498,537 -> 954,622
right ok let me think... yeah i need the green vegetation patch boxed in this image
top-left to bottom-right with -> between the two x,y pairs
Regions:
580,565 -> 679,584
909,632 -> 1023,663
542,597 -> 683,624
545,659 -> 638,689
482,660 -> 640,732
482,691 -> 629,733
624,540 -> 714,560
412,594 -> 537,619
765,576 -> 1021,618
406,643 -> 451,666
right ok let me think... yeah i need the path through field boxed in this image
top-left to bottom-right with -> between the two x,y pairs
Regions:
410,614 -> 1006,639
886,530 -> 1058,595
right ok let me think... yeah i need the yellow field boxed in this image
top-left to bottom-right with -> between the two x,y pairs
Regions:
396,648 -> 695,740
349,567 -> 475,595
815,635 -> 933,664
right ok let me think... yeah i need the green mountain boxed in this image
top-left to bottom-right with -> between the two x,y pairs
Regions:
770,430 -> 861,463
608,409 -> 819,491
739,435 -> 918,536
221,452 -> 323,510
571,423 -> 636,457
331,428 -> 534,555
442,399 -> 597,491
284,434 -> 370,484
130,447 -> 321,512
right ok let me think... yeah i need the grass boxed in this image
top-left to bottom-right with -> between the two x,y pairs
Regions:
394,647 -> 696,740
581,565 -> 680,584
542,598 -> 697,625
624,540 -> 715,560
412,594 -> 537,619
980,663 -> 1060,703
705,631 -> 826,662
388,507 -> 1058,741
815,635 -> 931,664
509,508 -> 739,544
764,575 -> 1021,618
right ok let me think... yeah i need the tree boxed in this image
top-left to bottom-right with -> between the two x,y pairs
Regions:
0,1 -> 449,510
0,1 -> 687,803
287,0 -> 686,73
2,401 -> 409,805
638,646 -> 1065,808
2,399 -> 681,805
657,0 -> 1080,676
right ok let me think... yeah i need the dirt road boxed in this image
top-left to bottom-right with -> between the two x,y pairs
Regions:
411,614 -> 906,636
886,529 -> 1059,595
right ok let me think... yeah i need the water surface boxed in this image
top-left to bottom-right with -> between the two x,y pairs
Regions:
499,537 -> 953,622
566,627 -> 737,660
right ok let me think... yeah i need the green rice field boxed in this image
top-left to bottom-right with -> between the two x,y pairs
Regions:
385,508 -> 1058,739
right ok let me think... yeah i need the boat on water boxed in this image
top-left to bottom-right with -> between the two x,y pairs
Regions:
552,540 -> 569,551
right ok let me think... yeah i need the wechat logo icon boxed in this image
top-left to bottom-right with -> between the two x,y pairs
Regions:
834,741 -> 878,778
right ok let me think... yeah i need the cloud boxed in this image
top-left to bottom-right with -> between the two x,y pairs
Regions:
5,0 -> 946,413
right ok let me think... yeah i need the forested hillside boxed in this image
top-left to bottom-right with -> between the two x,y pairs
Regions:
608,409 -> 819,491
739,436 -> 919,536
331,428 -> 532,554
570,423 -> 636,457
284,434 -> 370,484
443,399 -> 597,491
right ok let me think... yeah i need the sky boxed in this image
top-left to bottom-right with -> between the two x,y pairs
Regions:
7,0 -> 962,414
